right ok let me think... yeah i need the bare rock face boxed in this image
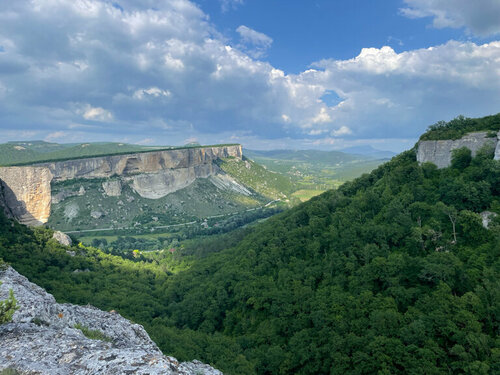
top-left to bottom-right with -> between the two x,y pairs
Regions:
0,167 -> 52,226
495,133 -> 500,161
128,163 -> 217,199
52,231 -> 73,246
102,180 -> 122,197
38,145 -> 242,182
209,174 -> 252,196
0,184 -> 13,220
417,132 -> 497,168
0,266 -> 222,375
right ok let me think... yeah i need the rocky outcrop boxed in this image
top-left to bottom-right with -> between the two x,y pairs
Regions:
52,231 -> 73,246
0,266 -> 222,375
0,145 -> 242,225
0,167 -> 52,225
495,133 -> 500,160
128,163 -> 218,199
417,132 -> 498,168
102,180 -> 122,197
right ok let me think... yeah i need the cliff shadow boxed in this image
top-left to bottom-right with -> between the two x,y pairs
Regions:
0,179 -> 44,226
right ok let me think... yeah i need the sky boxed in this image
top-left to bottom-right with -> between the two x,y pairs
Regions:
0,0 -> 500,152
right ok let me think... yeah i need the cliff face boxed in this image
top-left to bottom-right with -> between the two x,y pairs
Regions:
0,145 -> 242,226
0,167 -> 52,226
37,145 -> 242,181
0,266 -> 222,375
417,132 -> 499,168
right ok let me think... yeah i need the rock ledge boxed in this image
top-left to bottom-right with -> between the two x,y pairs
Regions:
0,266 -> 222,375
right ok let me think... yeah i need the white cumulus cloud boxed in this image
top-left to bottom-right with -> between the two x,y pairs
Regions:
236,25 -> 273,59
82,106 -> 113,122
133,87 -> 171,100
331,126 -> 352,137
307,40 -> 500,139
401,0 -> 500,36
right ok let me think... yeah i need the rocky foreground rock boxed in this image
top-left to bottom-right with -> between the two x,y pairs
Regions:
0,266 -> 222,375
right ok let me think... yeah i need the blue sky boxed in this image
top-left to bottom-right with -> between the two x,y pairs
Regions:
199,0 -> 469,73
0,0 -> 500,151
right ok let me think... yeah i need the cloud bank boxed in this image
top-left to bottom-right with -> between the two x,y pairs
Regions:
401,0 -> 500,36
0,0 -> 499,150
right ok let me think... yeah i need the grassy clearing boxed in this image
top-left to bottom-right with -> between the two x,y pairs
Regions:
291,189 -> 325,202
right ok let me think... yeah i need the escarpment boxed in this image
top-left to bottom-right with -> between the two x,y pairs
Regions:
417,131 -> 500,168
38,145 -> 242,181
0,145 -> 242,226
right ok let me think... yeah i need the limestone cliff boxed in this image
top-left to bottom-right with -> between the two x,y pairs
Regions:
0,167 -> 52,226
0,265 -> 222,375
0,145 -> 242,226
417,131 -> 498,168
37,145 -> 242,181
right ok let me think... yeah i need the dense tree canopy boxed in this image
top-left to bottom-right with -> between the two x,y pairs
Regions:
419,113 -> 500,141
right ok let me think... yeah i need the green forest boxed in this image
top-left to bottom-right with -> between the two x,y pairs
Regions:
1,137 -> 500,374
419,113 -> 500,141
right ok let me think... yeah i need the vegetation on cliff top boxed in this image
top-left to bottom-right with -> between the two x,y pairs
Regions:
419,113 -> 500,141
0,141 -> 240,166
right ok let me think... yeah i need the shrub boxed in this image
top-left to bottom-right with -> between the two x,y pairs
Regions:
74,323 -> 112,342
0,286 -> 18,325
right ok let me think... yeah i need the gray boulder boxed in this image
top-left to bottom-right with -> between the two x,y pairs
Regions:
52,231 -> 73,246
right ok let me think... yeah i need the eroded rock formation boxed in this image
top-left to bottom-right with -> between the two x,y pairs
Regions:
0,266 -> 222,375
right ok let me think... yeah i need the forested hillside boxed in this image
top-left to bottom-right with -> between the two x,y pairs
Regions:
157,146 -> 500,374
1,142 -> 500,374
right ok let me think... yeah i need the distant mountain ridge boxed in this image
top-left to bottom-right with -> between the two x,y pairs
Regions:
245,148 -> 369,164
339,145 -> 396,159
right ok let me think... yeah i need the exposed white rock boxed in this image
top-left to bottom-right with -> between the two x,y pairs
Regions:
495,132 -> 500,161
64,202 -> 79,220
0,266 -> 222,375
129,164 -> 217,199
52,231 -> 72,246
209,174 -> 252,196
417,131 -> 498,168
102,180 -> 122,197
0,167 -> 53,226
480,211 -> 498,229
90,210 -> 103,219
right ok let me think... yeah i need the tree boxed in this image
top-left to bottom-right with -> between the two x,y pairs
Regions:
451,147 -> 472,170
0,284 -> 18,325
